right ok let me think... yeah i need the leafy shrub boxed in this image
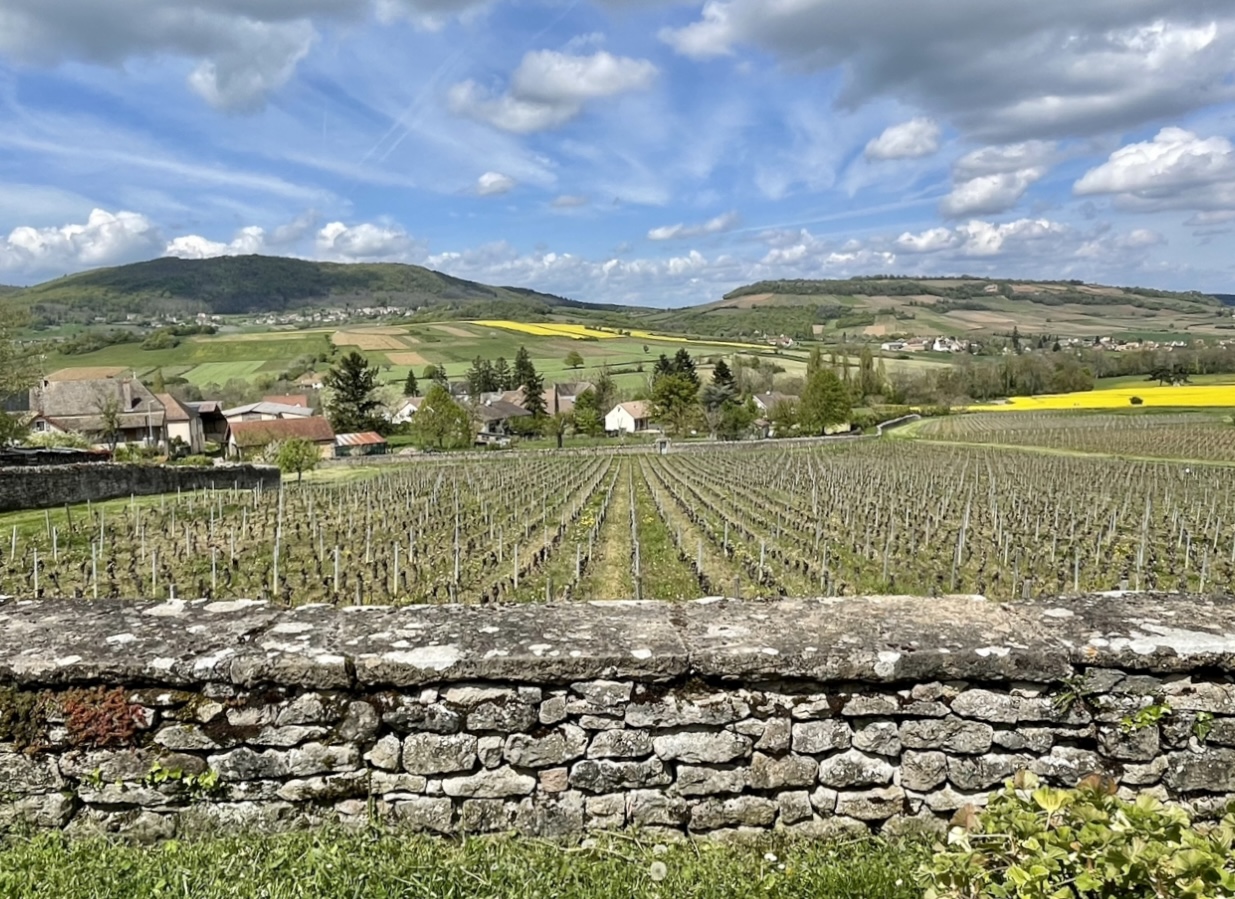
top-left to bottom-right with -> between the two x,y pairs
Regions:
922,771 -> 1235,898
176,454 -> 213,467
1131,396 -> 1145,405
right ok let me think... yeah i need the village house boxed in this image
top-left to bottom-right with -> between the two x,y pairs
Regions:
472,399 -> 532,446
226,417 -> 336,461
28,378 -> 166,449
605,401 -> 651,435
752,392 -> 794,415
390,396 -> 424,425
155,393 -> 205,454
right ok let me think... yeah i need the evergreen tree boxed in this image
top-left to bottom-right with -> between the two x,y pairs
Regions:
653,354 -> 674,380
807,347 -> 825,378
522,367 -> 547,418
493,357 -> 513,391
673,348 -> 699,388
466,356 -> 498,396
324,351 -> 385,434
513,347 -> 536,390
711,358 -> 736,391
403,368 -> 418,397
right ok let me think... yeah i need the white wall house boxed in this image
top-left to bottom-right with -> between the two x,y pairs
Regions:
605,401 -> 651,435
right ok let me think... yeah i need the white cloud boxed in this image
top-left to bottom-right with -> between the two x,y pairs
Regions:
315,221 -> 417,261
1074,127 -> 1235,212
375,0 -> 491,30
449,50 -> 658,133
941,168 -> 1047,217
661,2 -> 1235,141
895,227 -> 960,254
476,172 -> 516,196
1186,210 -> 1235,227
166,226 -> 268,259
0,208 -> 162,278
0,0 -> 329,112
550,194 -> 589,209
953,141 -> 1057,181
864,117 -> 941,161
648,210 -> 740,240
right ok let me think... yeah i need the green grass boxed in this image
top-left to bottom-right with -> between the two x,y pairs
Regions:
0,831 -> 923,899
184,361 -> 269,386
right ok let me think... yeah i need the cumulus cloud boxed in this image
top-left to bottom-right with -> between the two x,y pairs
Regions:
864,117 -> 941,161
648,210 -> 740,240
661,2 -> 1235,141
476,172 -> 516,196
449,49 -> 658,133
0,0 -> 333,112
166,226 -> 268,259
893,218 -> 1069,258
1074,127 -> 1235,212
938,141 -> 1057,217
941,168 -> 1047,217
315,221 -> 417,261
0,208 -> 162,278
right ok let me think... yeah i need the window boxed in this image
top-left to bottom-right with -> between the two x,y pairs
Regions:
33,420 -> 47,433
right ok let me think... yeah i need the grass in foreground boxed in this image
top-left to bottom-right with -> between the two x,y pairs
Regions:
0,831 -> 924,899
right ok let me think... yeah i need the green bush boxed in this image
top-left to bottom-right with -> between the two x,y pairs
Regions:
176,454 -> 213,467
1131,396 -> 1145,405
921,771 -> 1235,898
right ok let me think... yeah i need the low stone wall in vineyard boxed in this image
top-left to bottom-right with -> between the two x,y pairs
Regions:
0,463 -> 280,513
2,592 -> 1234,841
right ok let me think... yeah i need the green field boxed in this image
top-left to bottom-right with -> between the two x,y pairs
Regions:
183,361 -> 269,386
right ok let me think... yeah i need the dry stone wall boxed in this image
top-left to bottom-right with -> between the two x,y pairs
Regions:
0,463 -> 279,513
1,593 -> 1234,841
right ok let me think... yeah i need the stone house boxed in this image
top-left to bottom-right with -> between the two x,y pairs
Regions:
28,378 -> 166,449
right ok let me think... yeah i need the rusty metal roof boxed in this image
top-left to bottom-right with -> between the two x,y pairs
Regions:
335,431 -> 387,446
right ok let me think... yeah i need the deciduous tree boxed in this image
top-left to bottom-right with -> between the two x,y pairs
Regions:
564,350 -> 584,370
410,384 -> 473,450
275,437 -> 321,484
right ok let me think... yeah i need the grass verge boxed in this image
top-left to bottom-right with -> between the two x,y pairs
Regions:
0,831 -> 924,899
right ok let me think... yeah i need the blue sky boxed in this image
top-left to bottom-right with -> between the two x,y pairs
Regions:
0,0 -> 1233,306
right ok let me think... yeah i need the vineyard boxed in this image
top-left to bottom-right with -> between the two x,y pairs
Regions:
915,411 -> 1235,462
4,436 -> 1235,604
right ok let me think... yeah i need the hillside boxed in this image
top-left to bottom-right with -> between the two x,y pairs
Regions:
4,255 -> 630,325
649,277 -> 1232,341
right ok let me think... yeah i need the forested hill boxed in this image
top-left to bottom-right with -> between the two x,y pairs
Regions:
644,276 -> 1232,341
2,255 -> 629,323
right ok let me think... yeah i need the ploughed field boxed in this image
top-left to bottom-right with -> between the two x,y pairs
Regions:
3,436 -> 1234,603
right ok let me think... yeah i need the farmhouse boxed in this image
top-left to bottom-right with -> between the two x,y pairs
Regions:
545,381 -> 593,416
222,401 -> 317,424
226,417 -> 336,460
154,393 -> 205,454
390,396 -> 423,425
28,378 -> 166,449
752,392 -> 794,414
605,401 -> 651,435
473,399 -> 532,445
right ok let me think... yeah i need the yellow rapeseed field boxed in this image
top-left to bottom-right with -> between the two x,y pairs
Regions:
470,321 -> 619,339
472,320 -> 772,351
969,384 -> 1235,411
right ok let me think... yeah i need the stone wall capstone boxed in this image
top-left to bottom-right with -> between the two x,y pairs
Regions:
0,464 -> 279,513
1,593 -> 1233,841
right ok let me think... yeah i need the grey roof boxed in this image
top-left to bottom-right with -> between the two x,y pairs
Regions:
222,402 -> 316,419
31,378 -> 165,427
473,399 -> 533,422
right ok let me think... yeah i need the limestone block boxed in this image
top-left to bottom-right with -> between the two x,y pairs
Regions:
674,766 -> 749,796
749,752 -> 817,790
441,767 -> 537,799
690,796 -> 777,830
587,729 -> 653,760
402,733 -> 478,775
836,786 -> 905,821
790,720 -> 852,754
652,731 -> 751,764
900,717 -> 993,754
818,750 -> 894,788
852,722 -> 902,757
900,750 -> 948,792
505,726 -> 588,768
568,759 -> 671,793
